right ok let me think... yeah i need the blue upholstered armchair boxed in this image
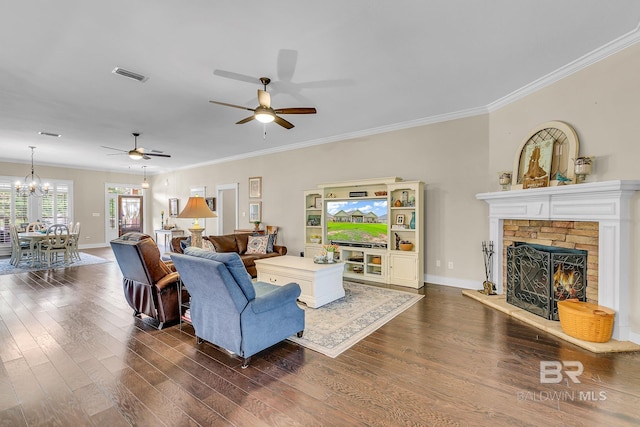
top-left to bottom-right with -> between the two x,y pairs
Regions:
171,247 -> 304,368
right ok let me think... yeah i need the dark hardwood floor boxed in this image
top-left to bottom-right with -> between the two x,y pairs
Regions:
1,247 -> 639,426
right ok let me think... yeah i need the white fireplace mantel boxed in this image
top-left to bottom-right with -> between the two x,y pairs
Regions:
477,180 -> 640,343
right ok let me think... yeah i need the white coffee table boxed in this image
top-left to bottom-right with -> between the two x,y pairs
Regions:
255,256 -> 345,308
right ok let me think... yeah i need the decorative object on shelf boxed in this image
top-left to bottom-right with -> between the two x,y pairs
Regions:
512,121 -> 579,190
498,171 -> 512,191
479,241 -> 496,295
249,176 -> 262,198
409,211 -> 415,229
401,191 -> 408,205
522,139 -> 553,189
371,256 -> 381,265
323,244 -> 339,261
399,241 -> 413,251
325,193 -> 336,198
253,221 -> 261,231
394,199 -> 402,207
573,156 -> 593,183
15,146 -> 50,197
555,172 -> 571,185
396,214 -> 405,225
249,201 -> 262,222
307,214 -> 321,226
394,232 -> 401,250
177,195 -> 217,248
169,198 -> 179,217
374,191 -> 387,196
314,196 -> 322,209
349,191 -> 368,197
310,235 -> 321,244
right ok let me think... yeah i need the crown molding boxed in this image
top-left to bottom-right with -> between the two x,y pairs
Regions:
487,22 -> 640,112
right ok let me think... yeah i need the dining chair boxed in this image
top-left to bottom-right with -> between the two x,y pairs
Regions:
9,225 -> 33,266
39,224 -> 71,266
26,222 -> 47,232
68,222 -> 81,261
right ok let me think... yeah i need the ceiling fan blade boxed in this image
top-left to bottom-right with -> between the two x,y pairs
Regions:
143,152 -> 171,158
273,115 -> 294,129
209,100 -> 255,111
258,89 -> 270,108
274,107 -> 317,115
101,145 -> 127,153
236,115 -> 255,125
213,69 -> 259,84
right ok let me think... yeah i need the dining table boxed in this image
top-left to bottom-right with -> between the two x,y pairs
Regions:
17,231 -> 78,266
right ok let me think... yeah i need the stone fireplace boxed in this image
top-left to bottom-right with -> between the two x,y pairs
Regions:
477,180 -> 640,343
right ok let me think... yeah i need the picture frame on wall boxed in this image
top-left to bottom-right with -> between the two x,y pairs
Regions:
249,176 -> 262,198
169,198 -> 179,217
249,201 -> 262,222
205,197 -> 216,212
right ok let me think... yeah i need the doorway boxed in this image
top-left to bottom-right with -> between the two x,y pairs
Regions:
105,184 -> 145,243
118,195 -> 143,236
216,183 -> 238,235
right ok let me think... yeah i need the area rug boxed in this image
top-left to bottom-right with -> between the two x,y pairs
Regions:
288,281 -> 423,358
0,253 -> 111,275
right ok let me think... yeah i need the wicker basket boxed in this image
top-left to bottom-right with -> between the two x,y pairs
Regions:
557,299 -> 615,343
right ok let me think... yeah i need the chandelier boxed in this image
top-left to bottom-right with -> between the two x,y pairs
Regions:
15,146 -> 50,197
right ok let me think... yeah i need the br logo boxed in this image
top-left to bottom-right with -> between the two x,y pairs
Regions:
540,361 -> 584,384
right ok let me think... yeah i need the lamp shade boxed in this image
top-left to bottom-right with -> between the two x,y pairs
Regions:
178,196 -> 217,223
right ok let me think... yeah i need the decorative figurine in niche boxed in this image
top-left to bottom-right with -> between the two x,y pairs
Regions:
555,172 -> 571,185
395,232 -> 401,250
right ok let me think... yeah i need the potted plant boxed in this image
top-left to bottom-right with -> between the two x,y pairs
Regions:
253,221 -> 261,231
323,244 -> 339,261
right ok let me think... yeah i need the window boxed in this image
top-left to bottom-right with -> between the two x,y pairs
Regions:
0,177 -> 73,250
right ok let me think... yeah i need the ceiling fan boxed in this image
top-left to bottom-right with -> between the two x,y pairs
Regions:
101,133 -> 171,160
209,77 -> 316,129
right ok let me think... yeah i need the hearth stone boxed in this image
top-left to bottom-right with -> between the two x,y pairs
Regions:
506,242 -> 587,321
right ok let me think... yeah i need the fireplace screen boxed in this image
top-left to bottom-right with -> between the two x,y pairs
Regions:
506,243 -> 587,320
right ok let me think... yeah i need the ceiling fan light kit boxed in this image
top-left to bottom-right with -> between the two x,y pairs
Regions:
210,76 -> 316,129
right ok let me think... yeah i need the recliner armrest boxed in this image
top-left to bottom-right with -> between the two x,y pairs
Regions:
273,245 -> 287,256
156,271 -> 180,291
250,283 -> 301,314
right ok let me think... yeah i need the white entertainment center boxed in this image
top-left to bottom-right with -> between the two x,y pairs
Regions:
304,177 -> 424,288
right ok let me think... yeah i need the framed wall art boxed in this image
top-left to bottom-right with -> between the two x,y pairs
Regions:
249,201 -> 262,222
205,197 -> 216,212
169,198 -> 179,217
249,176 -> 262,198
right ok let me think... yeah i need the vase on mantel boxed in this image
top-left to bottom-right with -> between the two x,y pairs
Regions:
409,211 -> 415,229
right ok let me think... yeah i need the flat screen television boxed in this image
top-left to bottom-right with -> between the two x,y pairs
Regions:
325,199 -> 388,246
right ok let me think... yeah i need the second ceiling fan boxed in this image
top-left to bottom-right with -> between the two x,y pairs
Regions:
209,77 -> 316,129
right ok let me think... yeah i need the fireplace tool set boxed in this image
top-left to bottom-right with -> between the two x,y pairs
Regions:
480,241 -> 497,295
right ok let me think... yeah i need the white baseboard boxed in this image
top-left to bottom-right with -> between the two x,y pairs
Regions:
78,243 -> 110,250
425,274 -> 481,290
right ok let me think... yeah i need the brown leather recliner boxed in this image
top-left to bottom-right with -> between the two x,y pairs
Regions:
110,232 -> 181,329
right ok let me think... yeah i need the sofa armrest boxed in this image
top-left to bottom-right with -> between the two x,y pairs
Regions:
273,245 -> 287,256
250,282 -> 301,314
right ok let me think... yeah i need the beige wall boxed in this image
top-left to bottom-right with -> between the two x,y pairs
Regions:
151,115 -> 492,289
489,42 -> 640,336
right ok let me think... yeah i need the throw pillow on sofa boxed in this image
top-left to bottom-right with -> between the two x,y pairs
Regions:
180,236 -> 216,252
246,235 -> 269,254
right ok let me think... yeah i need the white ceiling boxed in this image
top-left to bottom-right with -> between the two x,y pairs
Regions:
2,1 -> 640,175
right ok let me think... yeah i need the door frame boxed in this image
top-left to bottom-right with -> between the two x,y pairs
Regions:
104,182 -> 146,244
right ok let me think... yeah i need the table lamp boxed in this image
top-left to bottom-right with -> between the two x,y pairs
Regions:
177,195 -> 217,248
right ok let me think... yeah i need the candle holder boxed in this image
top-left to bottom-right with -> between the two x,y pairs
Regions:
498,171 -> 512,191
574,157 -> 593,183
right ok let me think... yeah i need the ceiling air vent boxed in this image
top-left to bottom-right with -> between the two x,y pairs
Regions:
112,67 -> 148,82
38,131 -> 61,137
